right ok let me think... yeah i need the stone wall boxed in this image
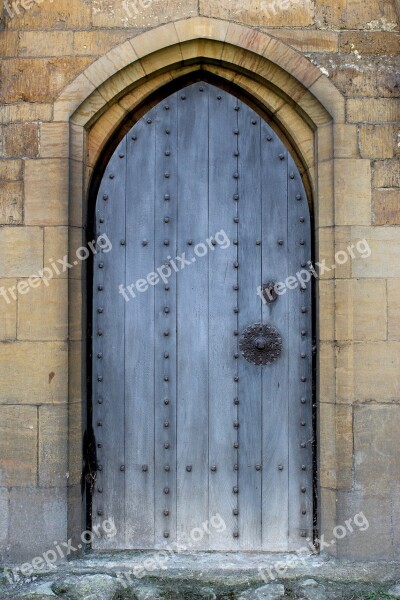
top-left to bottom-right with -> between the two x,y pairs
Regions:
0,0 -> 399,563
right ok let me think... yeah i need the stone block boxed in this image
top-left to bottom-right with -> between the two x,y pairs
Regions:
73,30 -> 133,56
372,188 -> 400,225
39,405 -> 68,488
19,31 -> 74,57
0,160 -> 22,181
334,159 -> 371,226
388,280 -> 400,341
319,403 -> 336,488
319,487 -> 337,557
336,404 -> 354,489
359,125 -> 395,159
44,227 -> 69,279
0,58 -> 92,103
315,0 -> 398,30
261,28 -> 338,52
0,488 -> 9,550
3,123 -> 39,158
0,182 -> 23,224
0,103 -> 52,124
39,123 -> 70,159
0,279 -> 17,340
347,99 -> 400,123
68,402 -> 84,487
337,491 -> 394,560
318,342 -> 335,404
318,280 -> 334,341
372,160 -> 400,188
17,279 -> 68,341
0,406 -> 37,487
0,31 -> 18,57
9,487 -> 67,563
0,227 -> 43,278
24,159 -> 68,225
351,226 -> 400,278
0,342 -> 68,404
6,0 -> 91,30
317,160 -> 334,226
200,0 -> 314,26
354,404 -> 400,495
339,31 -> 400,54
333,125 -> 358,158
92,0 -> 197,27
335,279 -> 387,341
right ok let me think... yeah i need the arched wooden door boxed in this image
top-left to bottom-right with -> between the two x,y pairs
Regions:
92,82 -> 313,551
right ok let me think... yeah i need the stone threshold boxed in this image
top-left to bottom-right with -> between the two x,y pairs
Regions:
1,552 -> 400,599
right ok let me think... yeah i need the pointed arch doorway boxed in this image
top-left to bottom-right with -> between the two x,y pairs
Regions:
92,81 -> 313,552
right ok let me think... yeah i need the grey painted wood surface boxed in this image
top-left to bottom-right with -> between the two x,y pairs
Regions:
93,82 -> 313,551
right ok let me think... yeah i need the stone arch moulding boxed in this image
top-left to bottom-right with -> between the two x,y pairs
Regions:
60,17 -> 346,553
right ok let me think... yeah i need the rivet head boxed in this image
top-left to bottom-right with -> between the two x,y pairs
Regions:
98,397 -> 103,404
109,174 -> 115,179
301,442 -> 306,448
164,487 -> 170,494
301,352 -> 306,359
103,194 -> 109,201
120,465 -> 125,472
234,129 -> 239,135
147,118 -> 152,124
142,240 -> 148,247
211,465 -> 217,472
279,154 -> 285,160
217,95 -> 222,100
165,285 -> 170,291
234,330 -> 239,336
234,262 -> 239,268
98,262 -> 104,269
164,306 -> 170,313
164,421 -> 170,428
164,376 -> 169,382
164,105 -> 170,110
99,218 -> 105,223
278,465 -> 284,471
301,330 -> 307,337
290,172 -> 295,179
300,239 -> 305,246
165,128 -> 171,134
97,465 -> 103,471
164,465 -> 170,472
296,194 -> 302,201
233,508 -> 239,515
233,531 -> 239,538
164,398 -> 170,405
164,442 -> 170,449
302,510 -> 307,515
97,308 -> 104,314
256,240 -> 261,246
233,420 -> 240,429
301,398 -> 306,404
120,240 -> 126,246
301,486 -> 307,493
98,330 -> 103,337
301,261 -> 307,268
131,134 -> 137,141
301,421 -> 306,426
187,240 -> 193,246
164,239 -> 170,246
266,135 -> 273,141
300,217 -> 305,223
97,376 -> 103,382
97,420 -> 103,427
301,376 -> 307,382
234,376 -> 239,382
142,465 -> 148,472
233,239 -> 238,245
255,465 -> 262,471
233,173 -> 239,179
164,194 -> 170,201
181,94 -> 186,100
234,353 -> 239,359
164,216 -> 170,223
164,352 -> 169,359
164,509 -> 170,516
278,240 -> 284,246
97,353 -> 103,359
234,151 -> 239,157
234,106 -> 240,111
97,443 -> 102,449
300,531 -> 307,537
186,465 -> 192,472
302,465 -> 307,471
97,509 -> 103,516
301,307 -> 307,313
234,307 -> 239,314
98,487 -> 103,494
233,194 -> 239,201
164,172 -> 170,179
234,398 -> 240,405
119,153 -> 125,159
233,486 -> 239,494
234,217 -> 239,224
233,284 -> 239,291
164,531 -> 170,538
199,86 -> 204,92
234,442 -> 239,449
164,330 -> 169,337
233,464 -> 238,471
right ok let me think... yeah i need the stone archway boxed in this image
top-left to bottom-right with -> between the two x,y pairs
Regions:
52,16 -> 350,553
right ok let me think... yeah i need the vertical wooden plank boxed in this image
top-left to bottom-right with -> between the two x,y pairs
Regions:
176,83 -> 209,548
154,92 -> 178,547
261,124 -> 290,551
287,153 -> 313,549
237,102 -> 263,550
92,137 -> 126,549
124,112 -> 156,549
208,88 -> 237,550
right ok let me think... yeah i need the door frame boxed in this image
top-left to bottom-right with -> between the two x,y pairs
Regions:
58,18 -> 345,555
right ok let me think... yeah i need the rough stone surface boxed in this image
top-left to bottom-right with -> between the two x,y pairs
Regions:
52,574 -> 121,600
238,583 -> 285,599
388,583 -> 400,599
